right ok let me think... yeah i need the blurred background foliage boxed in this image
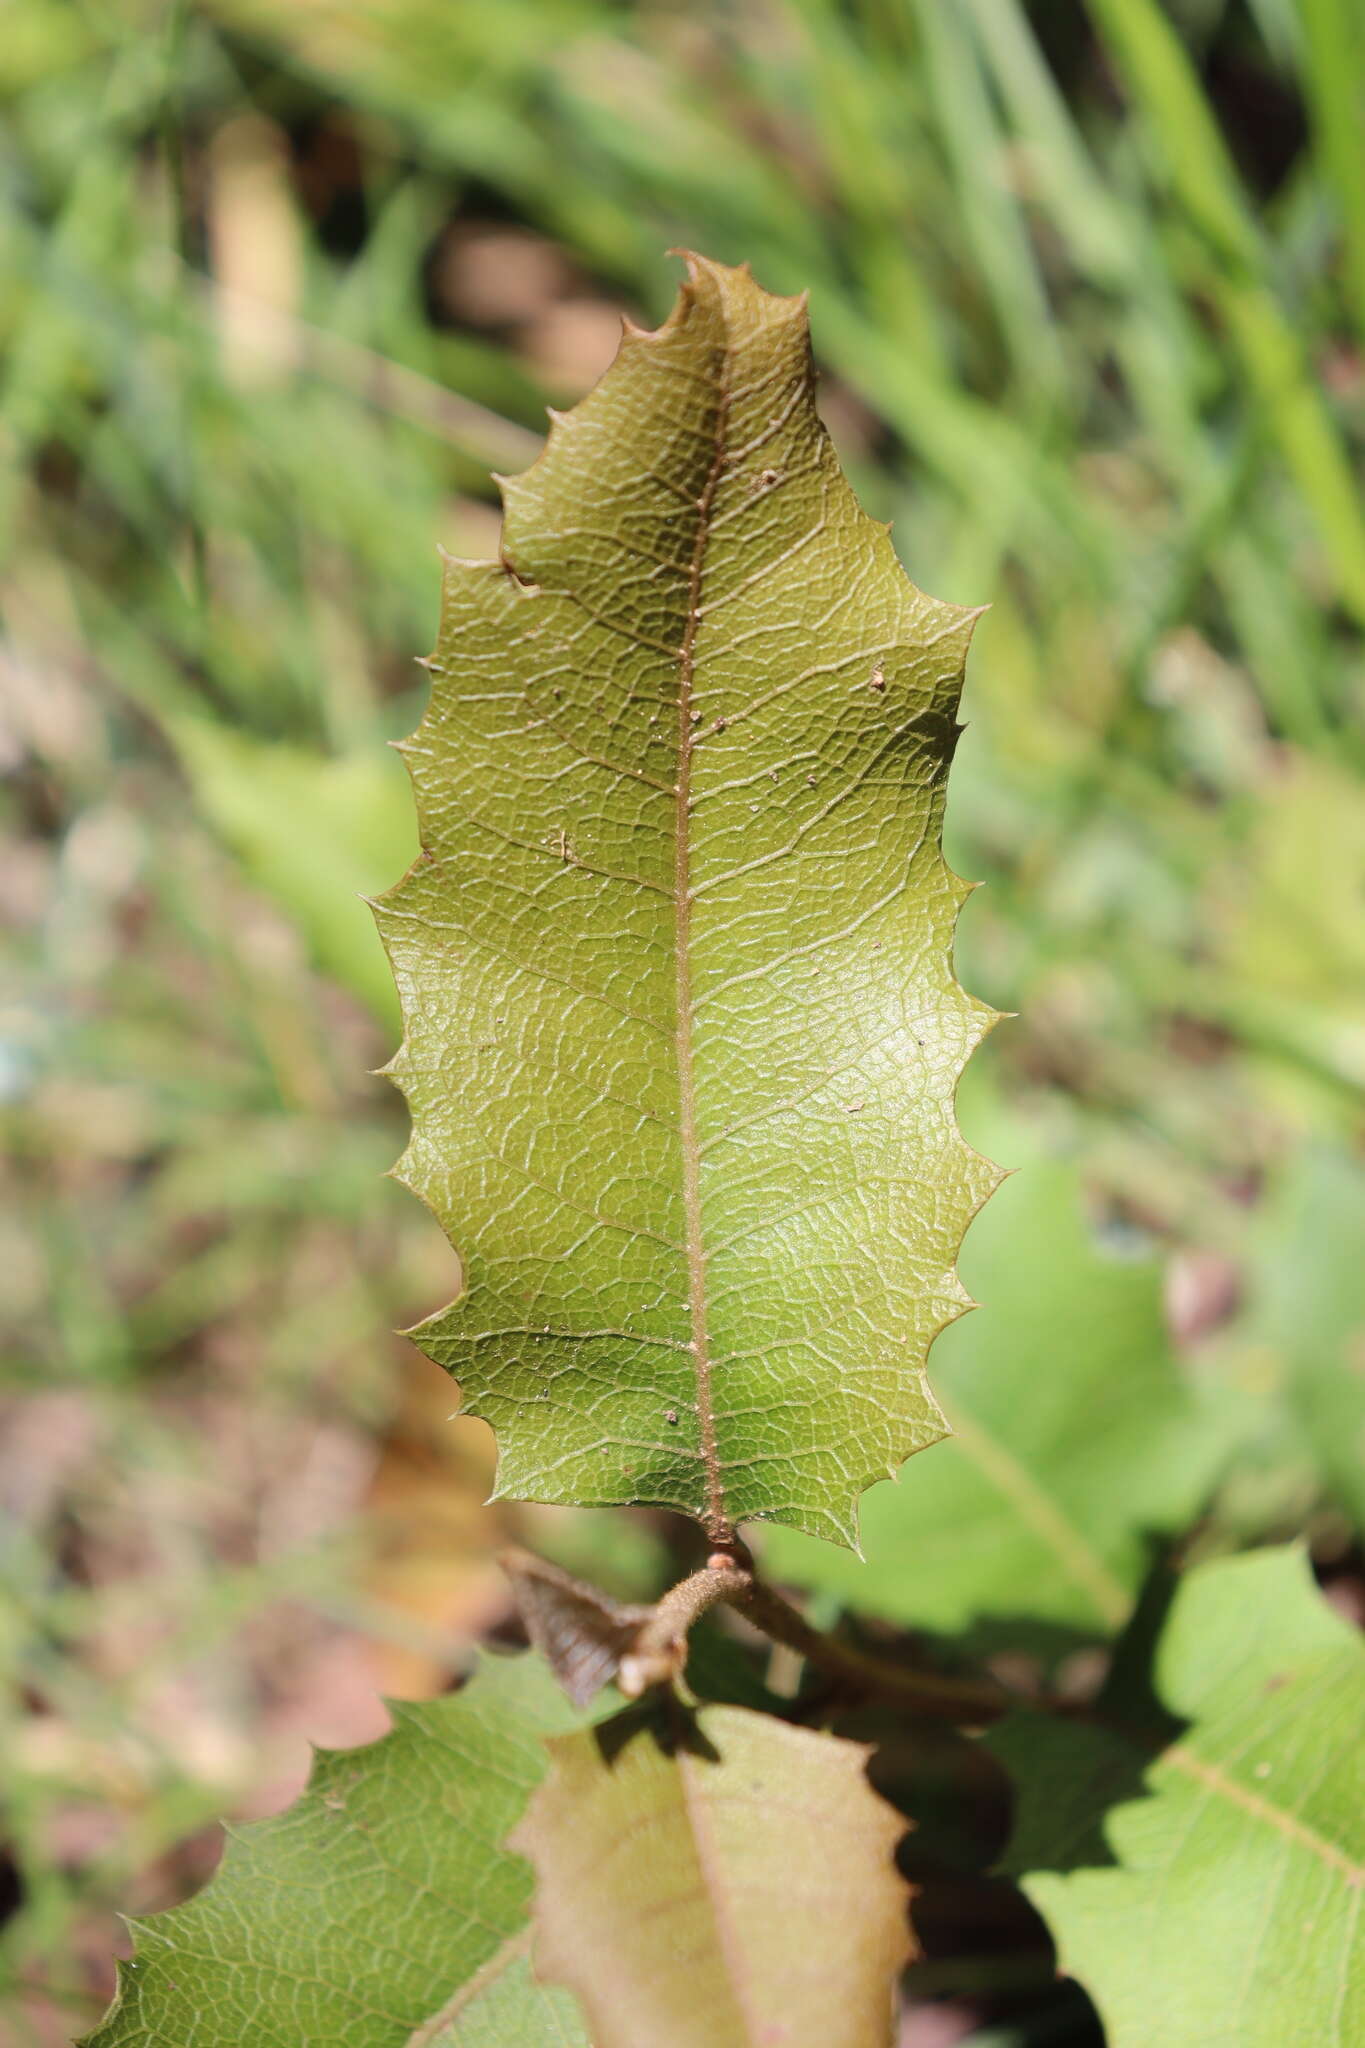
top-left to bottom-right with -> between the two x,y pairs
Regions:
2,0 -> 1363,2040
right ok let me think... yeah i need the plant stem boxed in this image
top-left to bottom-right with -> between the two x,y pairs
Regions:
618,1558 -> 750,1695
730,1574 -> 1016,1724
629,1557 -> 1018,1723
504,1545 -> 1066,1724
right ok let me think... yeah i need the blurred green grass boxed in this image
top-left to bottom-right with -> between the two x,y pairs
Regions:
2,1 -> 1363,2037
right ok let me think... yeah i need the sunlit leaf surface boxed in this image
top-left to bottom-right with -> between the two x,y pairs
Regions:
83,1655 -> 592,2047
763,1149 -> 1231,1632
377,253 -> 996,1548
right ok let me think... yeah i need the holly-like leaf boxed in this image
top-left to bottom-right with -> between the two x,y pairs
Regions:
512,1702 -> 911,2047
377,252 -> 996,1548
761,1149 -> 1230,1635
83,1654 -> 593,2048
990,1548 -> 1365,2046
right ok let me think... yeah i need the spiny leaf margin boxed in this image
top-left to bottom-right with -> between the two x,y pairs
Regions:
512,1702 -> 911,2048
377,251 -> 1000,1548
81,1653 -> 592,2048
761,1150 -> 1235,1633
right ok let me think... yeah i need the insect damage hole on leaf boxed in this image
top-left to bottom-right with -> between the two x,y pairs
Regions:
374,250 -> 1001,1554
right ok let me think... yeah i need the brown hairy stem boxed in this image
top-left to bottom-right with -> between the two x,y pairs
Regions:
503,1545 -> 1065,1723
617,1557 -> 751,1696
627,1557 -> 1018,1722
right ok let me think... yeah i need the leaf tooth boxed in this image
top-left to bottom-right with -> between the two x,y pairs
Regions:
376,251 -> 1003,1544
81,1659 -> 588,2047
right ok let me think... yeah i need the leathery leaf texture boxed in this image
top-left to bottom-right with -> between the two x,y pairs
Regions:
762,1147 -> 1233,1636
377,253 -> 997,1547
512,1704 -> 911,2048
82,1654 -> 593,2048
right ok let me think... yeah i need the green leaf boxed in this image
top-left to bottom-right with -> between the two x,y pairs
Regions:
761,1146 -> 1228,1635
175,715 -> 417,1029
1212,1139 -> 1365,1534
1263,1148 -> 1365,1530
1210,757 -> 1365,1109
83,1654 -> 592,2048
512,1702 -> 911,2047
990,1548 -> 1365,2046
376,252 -> 996,1548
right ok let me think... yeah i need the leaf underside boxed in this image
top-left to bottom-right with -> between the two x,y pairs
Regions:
763,1155 -> 1232,1634
991,1548 -> 1365,2047
512,1703 -> 911,2048
377,252 -> 998,1547
82,1655 -> 592,2048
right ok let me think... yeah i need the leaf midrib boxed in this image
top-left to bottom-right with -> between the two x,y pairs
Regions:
944,1403 -> 1129,1626
1165,1742 -> 1365,1884
403,1929 -> 533,2046
678,1739 -> 763,2047
673,314 -> 733,1544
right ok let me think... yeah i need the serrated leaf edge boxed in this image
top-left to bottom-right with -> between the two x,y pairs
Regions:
78,1653 -> 566,2048
376,252 -> 1003,1550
